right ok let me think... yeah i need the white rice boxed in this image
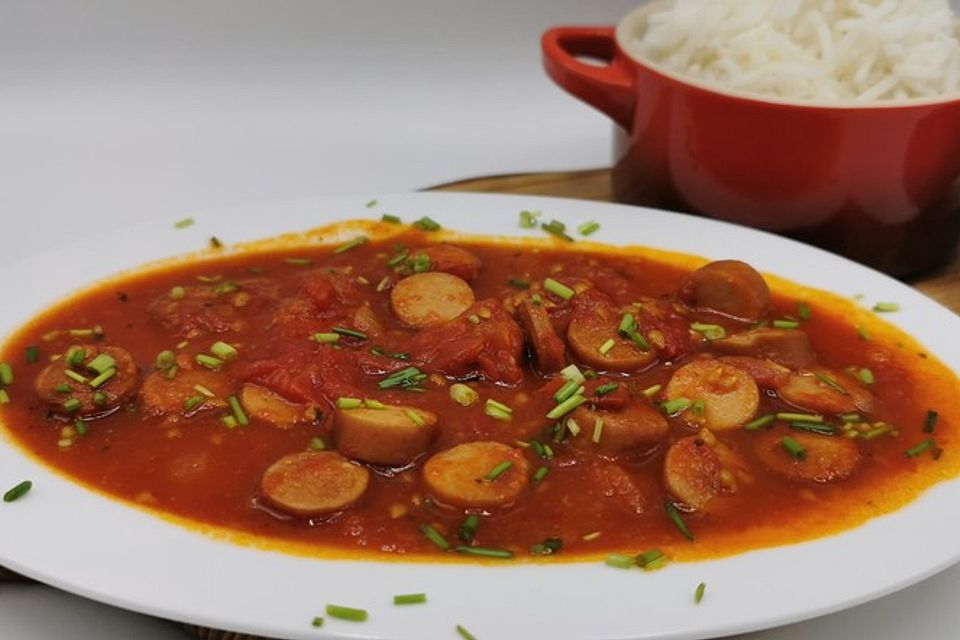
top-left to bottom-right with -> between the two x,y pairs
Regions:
630,0 -> 960,102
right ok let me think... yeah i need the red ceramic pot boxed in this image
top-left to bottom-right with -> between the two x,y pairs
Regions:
542,4 -> 960,277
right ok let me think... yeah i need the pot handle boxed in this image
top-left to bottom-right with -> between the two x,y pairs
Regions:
541,26 -> 636,131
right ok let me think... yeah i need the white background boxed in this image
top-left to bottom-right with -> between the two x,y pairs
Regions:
1,1 -> 958,638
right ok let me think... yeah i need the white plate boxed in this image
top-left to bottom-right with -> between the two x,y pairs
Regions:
1,192 -> 958,640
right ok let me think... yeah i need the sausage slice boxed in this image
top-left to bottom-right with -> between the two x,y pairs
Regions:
240,383 -> 314,428
567,306 -> 655,372
517,299 -> 566,373
714,328 -> 817,370
420,245 -> 482,281
778,368 -> 875,416
260,451 -> 370,517
680,260 -> 770,322
570,402 -> 669,455
335,405 -> 438,466
35,345 -> 139,416
665,359 -> 759,431
391,272 -> 475,328
754,431 -> 861,483
422,442 -> 529,509
663,436 -> 724,510
140,368 -> 231,418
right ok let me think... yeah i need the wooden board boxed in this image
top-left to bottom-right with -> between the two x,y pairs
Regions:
2,169 -> 957,640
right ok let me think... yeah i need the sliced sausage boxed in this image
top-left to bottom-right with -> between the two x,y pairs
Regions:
663,436 -> 724,510
260,451 -> 370,517
567,305 -> 656,372
570,402 -> 669,455
422,442 -> 529,509
714,328 -> 817,370
335,405 -> 438,466
754,431 -> 861,483
778,368 -> 875,416
391,272 -> 475,328
665,359 -> 760,431
517,299 -> 566,373
35,345 -> 139,416
680,260 -> 770,322
420,245 -> 482,282
718,356 -> 792,389
240,383 -> 314,428
140,368 -> 231,418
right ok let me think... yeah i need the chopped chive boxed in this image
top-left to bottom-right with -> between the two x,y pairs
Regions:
508,277 -> 530,290
692,399 -> 705,416
776,412 -> 823,423
859,368 -> 875,385
406,409 -> 426,427
166,365 -> 179,380
455,545 -> 513,559
170,285 -> 186,300
311,332 -> 340,344
467,314 -> 480,325
212,281 -> 238,296
541,219 -> 573,242
560,364 -> 585,384
772,319 -> 800,329
553,420 -> 567,443
412,216 -> 441,231
85,354 -> 115,375
486,461 -> 513,480
642,383 -> 662,398
797,301 -> 811,320
88,368 -> 116,388
365,198 -> 379,208
924,410 -> 939,434
593,382 -> 619,396
530,537 -> 563,555
174,217 -> 195,229
311,617 -> 324,628
618,313 -> 636,334
840,412 -> 862,423
905,438 -> 936,458
208,342 -> 238,361
449,383 -> 479,406
582,531 -> 602,541
195,354 -> 224,370
690,322 -> 726,340
789,422 -> 837,436
873,302 -> 900,312
334,235 -> 368,254
188,384 -> 214,399
635,548 -> 668,571
543,278 -> 574,300
363,398 -> 386,409
605,553 -> 634,569
284,257 -> 312,266
419,523 -> 450,550
661,397 -> 691,416
309,437 -> 326,451
25,346 -> 39,364
484,398 -> 513,421
862,424 -> 894,440
815,371 -> 848,395
184,395 -> 205,412
92,391 -> 106,406
325,604 -> 368,622
406,253 -> 431,273
155,350 -> 176,370
694,582 -> 707,604
393,593 -> 427,605
378,366 -> 427,389
0,389 -> 10,405
457,515 -> 480,542
578,220 -> 600,236
591,418 -> 604,444
531,293 -> 542,305
3,480 -> 33,502
381,213 -> 401,224
375,276 -> 391,292
519,210 -> 540,229
856,325 -> 872,341
545,394 -> 586,420
66,347 -> 86,368
533,466 -> 549,483
456,624 -> 479,640
221,415 -> 238,429
331,326 -> 368,340
782,436 -> 807,460
63,397 -> 82,413
336,397 -> 363,409
63,369 -> 87,384
55,383 -> 71,394
227,396 -> 250,427
598,338 -> 616,355
386,251 -> 409,268
529,440 -> 550,460
208,236 -> 223,249
664,500 -> 695,541
554,379 -> 581,403
567,416 -> 584,435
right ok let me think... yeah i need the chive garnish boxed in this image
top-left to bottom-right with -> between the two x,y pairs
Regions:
195,354 -> 223,370
378,366 -> 427,391
582,531 -> 601,541
776,412 -> 823,423
55,383 -> 71,394
208,236 -> 223,249
559,364 -> 585,384
873,302 -> 900,312
598,338 -> 616,355
519,210 -> 540,229
336,397 -> 363,409
859,368 -> 875,385
63,369 -> 87,384
594,382 -> 619,396
592,418 -> 604,443
228,395 -> 248,426
68,328 -> 94,337
174,217 -> 195,229
406,409 -> 426,426
91,391 -> 106,406
155,350 -> 176,370
862,424 -> 894,440
66,347 -> 86,368
661,397 -> 691,416
379,213 -> 401,224
457,515 -> 480,542
530,537 -> 563,555
331,326 -> 367,340
533,466 -> 549,483
486,461 -> 513,481
797,301 -> 811,320
311,332 -> 340,344
183,395 -> 205,412
419,523 -> 450,550
815,372 -> 848,395
772,319 -> 800,329
386,250 -> 409,268
508,278 -> 530,290
455,545 -> 513,559
543,277 -> 574,300
325,604 -> 368,622
695,582 -> 707,604
782,436 -> 807,460
334,236 -> 368,254
284,257 -> 312,266
85,354 -> 114,375
3,480 -> 33,502
62,397 -> 82,413
541,219 -> 573,242
789,422 -> 836,436
664,500 -> 695,541
393,593 -> 427,605
309,437 -> 326,451
692,399 -> 705,416
412,216 -> 441,231
905,438 -> 936,458
25,346 -> 39,364
554,379 -> 581,403
578,221 -> 600,236
311,617 -> 324,628
484,398 -> 513,421
690,322 -> 726,340
924,410 -> 939,434
0,389 -> 10,405
87,367 -> 116,389
856,325 -> 872,341
545,394 -> 586,420
744,414 -> 774,431
642,383 -> 662,398
605,553 -> 634,569
456,624 -> 479,640
221,415 -> 238,429
635,548 -> 668,571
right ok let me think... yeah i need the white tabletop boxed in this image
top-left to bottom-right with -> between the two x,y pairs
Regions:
1,1 -> 958,638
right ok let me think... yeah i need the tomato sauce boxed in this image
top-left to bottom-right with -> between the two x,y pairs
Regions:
0,221 -> 957,563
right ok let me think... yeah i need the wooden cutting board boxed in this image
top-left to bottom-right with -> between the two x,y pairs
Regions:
2,168 -> 958,640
